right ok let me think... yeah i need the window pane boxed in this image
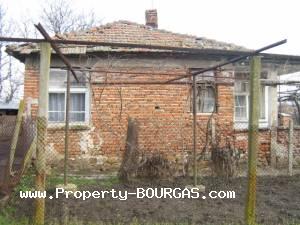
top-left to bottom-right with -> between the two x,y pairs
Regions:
70,93 -> 85,111
260,86 -> 266,119
196,86 -> 215,113
70,112 -> 85,122
70,93 -> 86,122
49,93 -> 65,122
49,93 -> 65,111
235,95 -> 247,120
49,112 -> 65,122
234,81 -> 267,121
49,69 -> 67,88
234,81 -> 248,93
49,69 -> 87,88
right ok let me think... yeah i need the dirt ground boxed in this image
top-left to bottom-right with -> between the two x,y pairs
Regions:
14,174 -> 300,225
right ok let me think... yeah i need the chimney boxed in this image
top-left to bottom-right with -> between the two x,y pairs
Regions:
145,9 -> 158,28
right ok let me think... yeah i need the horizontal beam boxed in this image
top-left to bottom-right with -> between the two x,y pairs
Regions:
261,79 -> 300,86
165,39 -> 287,83
0,36 -> 249,54
34,23 -> 79,82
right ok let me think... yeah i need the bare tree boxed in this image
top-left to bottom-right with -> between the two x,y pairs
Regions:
3,57 -> 22,103
41,0 -> 100,34
0,0 -> 102,104
0,4 -> 8,95
0,4 -> 23,103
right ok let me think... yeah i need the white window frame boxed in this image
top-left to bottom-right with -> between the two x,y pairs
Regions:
234,81 -> 269,129
48,69 -> 90,124
234,94 -> 248,121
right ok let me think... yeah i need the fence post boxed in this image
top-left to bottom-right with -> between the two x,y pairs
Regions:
34,42 -> 51,225
268,70 -> 278,168
245,56 -> 261,225
7,99 -> 25,174
192,74 -> 198,186
64,70 -> 71,186
288,119 -> 294,176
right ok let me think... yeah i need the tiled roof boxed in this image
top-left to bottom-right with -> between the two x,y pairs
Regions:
7,20 -> 248,57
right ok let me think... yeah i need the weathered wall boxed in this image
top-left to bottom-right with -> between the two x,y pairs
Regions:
23,55 -> 300,173
234,129 -> 271,166
277,127 -> 300,166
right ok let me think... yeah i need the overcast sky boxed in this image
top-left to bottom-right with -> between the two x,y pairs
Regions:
1,0 -> 300,55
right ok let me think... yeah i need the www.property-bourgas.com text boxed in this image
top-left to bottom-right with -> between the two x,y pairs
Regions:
19,188 -> 236,201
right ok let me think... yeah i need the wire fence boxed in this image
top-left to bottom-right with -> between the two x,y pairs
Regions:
0,67 -> 300,224
0,115 -> 35,193
1,88 -> 299,225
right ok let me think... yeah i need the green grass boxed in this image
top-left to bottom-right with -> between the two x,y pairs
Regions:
47,176 -> 98,188
1,170 -> 121,225
14,167 -> 120,192
97,176 -> 119,188
46,175 -> 119,189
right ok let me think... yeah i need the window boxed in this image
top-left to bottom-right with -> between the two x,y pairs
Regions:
235,95 -> 247,120
194,85 -> 216,113
70,93 -> 86,122
48,69 -> 89,123
234,81 -> 267,121
49,93 -> 65,122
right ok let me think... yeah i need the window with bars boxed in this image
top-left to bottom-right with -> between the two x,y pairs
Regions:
48,69 -> 89,123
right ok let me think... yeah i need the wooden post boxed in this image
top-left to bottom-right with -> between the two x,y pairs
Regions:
245,56 -> 261,225
21,136 -> 37,175
211,118 -> 216,147
270,128 -> 277,167
64,70 -> 71,186
268,70 -> 278,168
288,119 -> 293,176
8,99 -> 25,174
192,75 -> 197,186
34,42 -> 51,225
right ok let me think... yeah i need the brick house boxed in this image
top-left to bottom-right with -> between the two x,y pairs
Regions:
7,10 -> 300,171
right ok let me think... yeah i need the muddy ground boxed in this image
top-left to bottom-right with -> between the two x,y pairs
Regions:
14,175 -> 300,225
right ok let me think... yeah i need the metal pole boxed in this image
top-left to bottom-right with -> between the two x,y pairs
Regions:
288,119 -> 294,176
64,70 -> 71,185
34,23 -> 79,82
245,56 -> 261,225
165,39 -> 286,83
192,75 -> 197,186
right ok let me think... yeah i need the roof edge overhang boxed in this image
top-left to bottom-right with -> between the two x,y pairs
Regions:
6,45 -> 300,75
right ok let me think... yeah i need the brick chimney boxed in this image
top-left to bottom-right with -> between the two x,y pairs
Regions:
145,9 -> 158,28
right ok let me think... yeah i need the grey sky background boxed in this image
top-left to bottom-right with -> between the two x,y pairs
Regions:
1,0 -> 300,56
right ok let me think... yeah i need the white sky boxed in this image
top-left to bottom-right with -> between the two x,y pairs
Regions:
1,0 -> 300,55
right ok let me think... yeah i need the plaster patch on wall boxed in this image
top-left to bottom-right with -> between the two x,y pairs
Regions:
25,97 -> 38,117
236,135 -> 247,141
79,127 -> 103,155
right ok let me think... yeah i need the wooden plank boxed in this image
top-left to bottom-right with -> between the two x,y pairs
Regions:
8,100 -> 25,174
21,136 -> 37,175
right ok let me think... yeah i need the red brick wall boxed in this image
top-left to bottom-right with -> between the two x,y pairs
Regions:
234,129 -> 271,165
24,60 -> 293,169
278,127 -> 300,158
24,63 -> 39,118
